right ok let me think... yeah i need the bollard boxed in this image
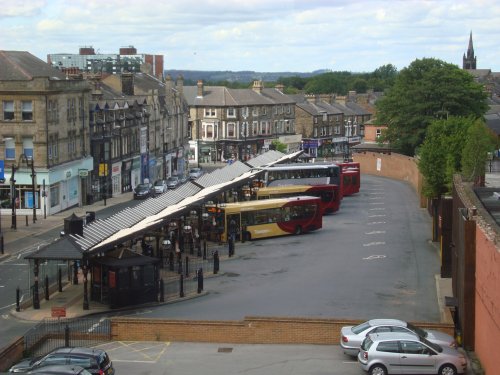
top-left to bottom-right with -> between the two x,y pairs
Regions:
179,274 -> 184,298
0,235 -> 3,255
25,215 -> 29,226
64,325 -> 70,347
45,275 -> 49,301
213,250 -> 219,274
169,251 -> 174,271
58,268 -> 62,292
197,268 -> 204,294
16,287 -> 20,312
185,256 -> 189,277
159,279 -> 164,302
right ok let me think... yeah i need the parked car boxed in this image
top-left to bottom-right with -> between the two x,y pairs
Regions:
133,183 -> 153,199
358,332 -> 467,375
153,180 -> 167,194
340,318 -> 456,357
166,176 -> 180,189
189,167 -> 203,180
9,347 -> 114,375
27,365 -> 92,374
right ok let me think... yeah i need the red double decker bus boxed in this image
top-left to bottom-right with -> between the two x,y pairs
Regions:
256,184 -> 340,214
338,162 -> 360,196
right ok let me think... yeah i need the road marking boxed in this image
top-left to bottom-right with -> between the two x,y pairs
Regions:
368,214 -> 386,217
363,242 -> 386,247
363,255 -> 387,260
369,208 -> 385,211
368,197 -> 383,200
365,231 -> 386,235
369,202 -> 385,205
367,221 -> 386,225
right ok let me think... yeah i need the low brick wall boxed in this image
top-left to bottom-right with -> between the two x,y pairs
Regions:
111,316 -> 454,345
0,337 -> 24,372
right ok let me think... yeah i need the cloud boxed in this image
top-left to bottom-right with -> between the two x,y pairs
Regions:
0,0 -> 45,17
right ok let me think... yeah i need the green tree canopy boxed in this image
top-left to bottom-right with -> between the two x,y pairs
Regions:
461,119 -> 495,183
418,117 -> 473,197
418,117 -> 494,197
376,58 -> 488,156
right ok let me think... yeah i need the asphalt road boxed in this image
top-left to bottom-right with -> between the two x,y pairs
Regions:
116,174 -> 440,322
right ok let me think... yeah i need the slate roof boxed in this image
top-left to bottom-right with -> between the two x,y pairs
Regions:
183,85 -> 295,107
0,50 -> 66,81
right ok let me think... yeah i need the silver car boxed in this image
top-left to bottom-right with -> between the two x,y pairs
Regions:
358,332 -> 466,375
153,180 -> 167,194
340,319 -> 456,357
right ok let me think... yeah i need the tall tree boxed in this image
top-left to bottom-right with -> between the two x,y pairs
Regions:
376,58 -> 488,156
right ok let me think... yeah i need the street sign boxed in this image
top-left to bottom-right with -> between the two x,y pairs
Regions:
0,160 -> 4,181
51,306 -> 66,318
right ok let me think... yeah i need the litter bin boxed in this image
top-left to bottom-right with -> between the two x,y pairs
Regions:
86,211 -> 96,225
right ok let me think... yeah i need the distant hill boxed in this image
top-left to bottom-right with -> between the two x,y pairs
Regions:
164,69 -> 330,84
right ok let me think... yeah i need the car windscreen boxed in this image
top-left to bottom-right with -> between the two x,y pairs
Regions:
351,321 -> 371,334
406,322 -> 427,338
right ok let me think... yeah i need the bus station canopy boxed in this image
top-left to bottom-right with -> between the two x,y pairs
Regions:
26,150 -> 303,261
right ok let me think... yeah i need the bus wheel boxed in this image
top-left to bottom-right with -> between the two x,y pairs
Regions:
295,226 -> 303,235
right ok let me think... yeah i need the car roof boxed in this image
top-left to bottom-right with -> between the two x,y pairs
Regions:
368,318 -> 407,327
368,331 -> 419,342
52,347 -> 103,356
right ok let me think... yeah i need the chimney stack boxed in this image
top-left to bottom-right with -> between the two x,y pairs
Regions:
252,80 -> 264,94
121,72 -> 134,96
197,80 -> 204,97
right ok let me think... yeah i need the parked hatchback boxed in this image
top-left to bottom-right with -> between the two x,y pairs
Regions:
341,318 -> 456,357
153,180 -> 167,195
166,176 -> 179,189
133,183 -> 153,199
9,347 -> 114,375
358,332 -> 466,375
189,167 -> 203,180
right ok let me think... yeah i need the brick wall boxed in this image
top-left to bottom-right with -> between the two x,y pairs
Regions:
353,152 -> 425,207
111,316 -> 453,345
474,228 -> 500,375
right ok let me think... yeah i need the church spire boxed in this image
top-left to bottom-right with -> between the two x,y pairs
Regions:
463,31 -> 477,70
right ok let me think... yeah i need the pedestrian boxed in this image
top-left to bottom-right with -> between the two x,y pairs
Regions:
229,218 -> 237,242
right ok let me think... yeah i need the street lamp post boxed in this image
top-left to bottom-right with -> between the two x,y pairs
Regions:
10,164 -> 17,230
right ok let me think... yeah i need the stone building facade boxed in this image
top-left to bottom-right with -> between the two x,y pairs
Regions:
0,51 -> 93,216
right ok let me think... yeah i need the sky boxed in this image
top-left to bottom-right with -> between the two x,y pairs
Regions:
1,0 -> 500,73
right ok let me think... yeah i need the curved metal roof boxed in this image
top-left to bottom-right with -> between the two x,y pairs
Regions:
26,150 -> 303,260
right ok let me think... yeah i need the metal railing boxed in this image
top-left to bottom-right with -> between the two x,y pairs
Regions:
24,317 -> 111,358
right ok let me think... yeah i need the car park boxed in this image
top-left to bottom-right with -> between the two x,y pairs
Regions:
189,167 -> 203,180
166,176 -> 180,189
27,365 -> 92,374
340,319 -> 456,357
9,347 -> 114,375
153,180 -> 167,194
133,183 -> 153,199
358,332 -> 466,375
